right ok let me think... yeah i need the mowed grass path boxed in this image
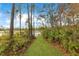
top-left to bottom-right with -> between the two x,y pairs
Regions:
24,36 -> 64,56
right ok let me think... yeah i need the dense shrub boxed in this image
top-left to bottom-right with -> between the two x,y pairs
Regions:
0,35 -> 9,54
42,28 -> 50,39
0,31 -> 28,55
9,32 -> 29,52
42,26 -> 79,55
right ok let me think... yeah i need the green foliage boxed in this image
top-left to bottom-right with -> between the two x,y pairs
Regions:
0,31 -> 28,55
0,35 -> 9,54
10,32 -> 28,52
42,28 -> 50,39
42,26 -> 79,55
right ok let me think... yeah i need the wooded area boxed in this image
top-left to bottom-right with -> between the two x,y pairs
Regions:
0,3 -> 79,56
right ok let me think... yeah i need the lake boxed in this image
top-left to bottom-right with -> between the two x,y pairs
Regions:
0,30 -> 41,37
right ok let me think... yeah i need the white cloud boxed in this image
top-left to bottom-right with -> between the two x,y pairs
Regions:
14,14 -> 28,28
2,13 -> 47,28
16,14 -> 28,23
4,14 -> 28,28
14,14 -> 45,28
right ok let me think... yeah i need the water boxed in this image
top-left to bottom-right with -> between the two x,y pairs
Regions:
0,31 -> 5,36
34,30 -> 41,37
0,30 -> 42,37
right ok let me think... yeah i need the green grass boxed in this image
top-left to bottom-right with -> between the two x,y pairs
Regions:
24,35 -> 64,56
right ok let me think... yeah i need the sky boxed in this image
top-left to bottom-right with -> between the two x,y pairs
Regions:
0,3 -> 58,28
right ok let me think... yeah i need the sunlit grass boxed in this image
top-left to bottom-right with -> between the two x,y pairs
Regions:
24,35 -> 63,56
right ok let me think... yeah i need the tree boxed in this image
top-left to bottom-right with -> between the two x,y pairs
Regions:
30,3 -> 33,39
4,3 -> 15,53
38,4 -> 55,28
10,3 -> 15,39
27,3 -> 35,40
19,4 -> 22,35
58,3 -> 65,26
67,4 -> 79,25
27,4 -> 30,39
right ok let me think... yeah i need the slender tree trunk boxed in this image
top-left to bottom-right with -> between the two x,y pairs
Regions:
72,15 -> 75,25
30,3 -> 33,39
27,4 -> 30,39
19,4 -> 21,35
27,3 -> 34,40
27,4 -> 32,40
32,5 -> 35,37
49,4 -> 54,28
10,3 -> 15,39
60,14 -> 62,27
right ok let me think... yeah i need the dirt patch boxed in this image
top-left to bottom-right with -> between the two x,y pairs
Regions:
45,39 -> 70,56
51,42 -> 70,56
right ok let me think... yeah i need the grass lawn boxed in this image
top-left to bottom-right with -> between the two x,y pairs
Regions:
23,35 -> 64,56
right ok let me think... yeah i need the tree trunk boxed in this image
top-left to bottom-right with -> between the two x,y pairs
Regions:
10,3 -> 15,39
27,4 -> 32,40
19,4 -> 21,35
72,15 -> 75,25
60,14 -> 62,27
27,4 -> 30,39
30,3 -> 33,39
